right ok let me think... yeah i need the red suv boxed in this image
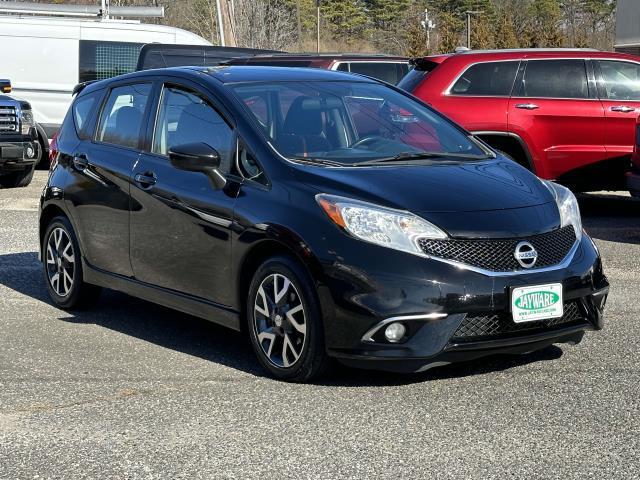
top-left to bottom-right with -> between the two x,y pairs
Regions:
399,49 -> 640,192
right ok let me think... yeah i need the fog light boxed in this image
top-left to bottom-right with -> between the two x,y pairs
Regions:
26,146 -> 35,158
384,322 -> 406,343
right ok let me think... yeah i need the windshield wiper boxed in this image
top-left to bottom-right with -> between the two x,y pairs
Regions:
352,151 -> 490,166
288,156 -> 345,167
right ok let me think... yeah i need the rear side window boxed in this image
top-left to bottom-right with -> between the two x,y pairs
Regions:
97,83 -> 151,149
450,61 -> 519,96
337,62 -> 410,84
596,60 -> 640,101
518,60 -> 588,99
73,90 -> 102,140
79,40 -> 144,83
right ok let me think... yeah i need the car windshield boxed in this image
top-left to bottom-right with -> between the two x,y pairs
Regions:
230,80 -> 487,165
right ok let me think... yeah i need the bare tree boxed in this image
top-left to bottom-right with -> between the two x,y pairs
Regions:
232,0 -> 297,50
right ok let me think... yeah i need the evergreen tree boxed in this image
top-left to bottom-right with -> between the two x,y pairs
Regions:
320,0 -> 370,42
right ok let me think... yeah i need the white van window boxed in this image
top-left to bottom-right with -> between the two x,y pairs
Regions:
79,40 -> 144,83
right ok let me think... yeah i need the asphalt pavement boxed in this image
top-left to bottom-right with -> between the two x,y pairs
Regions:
0,171 -> 639,479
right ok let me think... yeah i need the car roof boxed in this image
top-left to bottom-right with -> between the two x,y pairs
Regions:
199,65 -> 381,84
240,53 -> 408,61
419,48 -> 640,63
77,65 -> 380,96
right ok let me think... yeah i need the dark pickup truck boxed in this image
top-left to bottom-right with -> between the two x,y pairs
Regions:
0,80 -> 40,188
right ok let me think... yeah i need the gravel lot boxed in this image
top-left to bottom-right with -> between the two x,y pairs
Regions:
1,171 -> 639,479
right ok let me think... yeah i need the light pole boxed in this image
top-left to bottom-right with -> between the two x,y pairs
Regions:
420,9 -> 436,52
465,10 -> 482,49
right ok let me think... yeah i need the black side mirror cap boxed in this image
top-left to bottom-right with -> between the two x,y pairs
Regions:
168,142 -> 226,189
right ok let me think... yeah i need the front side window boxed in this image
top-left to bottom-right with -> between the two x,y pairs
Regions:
97,83 -> 151,149
597,60 -> 640,101
79,40 -> 144,83
232,81 -> 486,166
520,60 -> 588,99
152,86 -> 234,171
450,61 -> 519,96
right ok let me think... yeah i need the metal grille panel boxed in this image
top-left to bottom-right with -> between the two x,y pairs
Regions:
0,106 -> 18,132
451,301 -> 585,342
418,226 -> 577,272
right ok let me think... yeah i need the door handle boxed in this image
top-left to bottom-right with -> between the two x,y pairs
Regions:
515,103 -> 539,110
610,105 -> 636,113
134,172 -> 157,189
73,155 -> 89,171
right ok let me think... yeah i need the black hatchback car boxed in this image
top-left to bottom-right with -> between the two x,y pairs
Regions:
40,66 -> 609,382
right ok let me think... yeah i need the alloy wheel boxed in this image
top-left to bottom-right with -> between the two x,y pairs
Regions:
45,227 -> 75,297
253,273 -> 307,368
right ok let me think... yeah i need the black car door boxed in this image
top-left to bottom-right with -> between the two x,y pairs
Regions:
65,82 -> 153,277
129,79 -> 238,306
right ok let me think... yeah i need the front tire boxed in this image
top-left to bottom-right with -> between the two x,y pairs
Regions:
247,255 -> 329,382
0,164 -> 35,188
43,216 -> 101,309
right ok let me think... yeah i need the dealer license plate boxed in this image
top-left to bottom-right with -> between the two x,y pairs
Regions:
511,283 -> 563,323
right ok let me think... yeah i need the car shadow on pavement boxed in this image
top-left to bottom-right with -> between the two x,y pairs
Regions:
1,251 -> 568,385
578,192 -> 640,245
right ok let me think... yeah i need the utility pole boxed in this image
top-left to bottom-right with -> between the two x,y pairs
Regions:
316,0 -> 321,53
296,0 -> 302,51
465,10 -> 481,49
215,0 -> 237,47
215,0 -> 225,46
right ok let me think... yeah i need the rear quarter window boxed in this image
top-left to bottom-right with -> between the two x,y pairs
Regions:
72,90 -> 103,140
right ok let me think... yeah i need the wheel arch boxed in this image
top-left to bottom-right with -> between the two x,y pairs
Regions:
236,234 -> 325,331
39,203 -> 70,261
473,131 -> 536,173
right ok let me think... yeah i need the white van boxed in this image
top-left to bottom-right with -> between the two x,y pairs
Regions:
0,15 -> 210,138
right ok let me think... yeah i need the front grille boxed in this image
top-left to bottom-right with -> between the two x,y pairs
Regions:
418,225 -> 576,272
450,301 -> 586,343
0,106 -> 18,132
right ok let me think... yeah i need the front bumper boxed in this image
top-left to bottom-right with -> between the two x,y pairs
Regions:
0,140 -> 38,172
318,233 -> 609,373
626,168 -> 640,197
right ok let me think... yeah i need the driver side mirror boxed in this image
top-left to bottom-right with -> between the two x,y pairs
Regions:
169,142 -> 226,189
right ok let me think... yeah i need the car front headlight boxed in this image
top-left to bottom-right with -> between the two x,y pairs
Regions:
543,180 -> 582,240
316,194 -> 447,256
20,109 -> 34,136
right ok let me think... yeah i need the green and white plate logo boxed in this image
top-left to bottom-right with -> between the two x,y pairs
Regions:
511,283 -> 563,323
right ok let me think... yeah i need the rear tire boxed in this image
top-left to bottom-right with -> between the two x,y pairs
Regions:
0,164 -> 35,188
43,216 -> 101,310
247,255 -> 330,382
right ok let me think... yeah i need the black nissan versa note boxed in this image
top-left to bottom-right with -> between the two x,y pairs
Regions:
40,66 -> 609,382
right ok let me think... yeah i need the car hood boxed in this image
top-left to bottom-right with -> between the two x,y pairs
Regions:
294,158 -> 561,238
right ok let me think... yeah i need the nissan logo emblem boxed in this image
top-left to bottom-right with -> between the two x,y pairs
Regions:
514,241 -> 538,268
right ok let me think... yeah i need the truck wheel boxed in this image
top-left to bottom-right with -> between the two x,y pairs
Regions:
35,128 -> 49,170
0,164 -> 35,188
